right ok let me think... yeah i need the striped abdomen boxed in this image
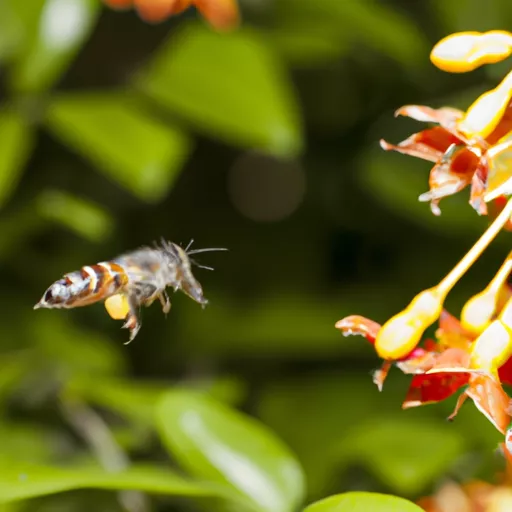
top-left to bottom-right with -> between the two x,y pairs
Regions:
35,262 -> 129,309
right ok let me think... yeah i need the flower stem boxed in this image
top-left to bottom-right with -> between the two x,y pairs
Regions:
437,197 -> 512,297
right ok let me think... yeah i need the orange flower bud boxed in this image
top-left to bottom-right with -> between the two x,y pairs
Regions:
195,0 -> 240,31
375,288 -> 443,360
457,69 -> 512,140
134,0 -> 179,23
105,294 -> 130,320
431,30 -> 512,73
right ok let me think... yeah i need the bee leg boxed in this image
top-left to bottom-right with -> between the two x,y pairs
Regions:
122,295 -> 141,345
159,291 -> 171,315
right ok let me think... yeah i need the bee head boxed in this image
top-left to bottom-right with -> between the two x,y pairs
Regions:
158,238 -> 227,307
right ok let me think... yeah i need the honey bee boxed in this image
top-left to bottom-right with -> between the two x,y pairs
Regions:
34,239 -> 227,343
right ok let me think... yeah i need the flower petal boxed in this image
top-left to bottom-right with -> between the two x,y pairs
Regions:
484,133 -> 512,202
488,196 -> 512,231
498,356 -> 512,386
402,372 -> 468,409
395,105 -> 463,127
469,159 -> 488,215
465,375 -> 512,434
335,315 -> 381,344
422,347 -> 472,374
418,147 -> 478,215
372,361 -> 392,391
380,127 -> 461,163
396,349 -> 438,374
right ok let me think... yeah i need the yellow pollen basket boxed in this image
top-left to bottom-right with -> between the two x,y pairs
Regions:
104,294 -> 130,320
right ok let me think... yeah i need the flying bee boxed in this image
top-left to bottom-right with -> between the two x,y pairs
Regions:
34,238 -> 227,343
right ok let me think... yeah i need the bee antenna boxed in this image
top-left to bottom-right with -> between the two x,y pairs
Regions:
190,258 -> 215,271
187,247 -> 228,255
185,239 -> 195,252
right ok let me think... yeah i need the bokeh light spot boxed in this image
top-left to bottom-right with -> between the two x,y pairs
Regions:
227,153 -> 306,222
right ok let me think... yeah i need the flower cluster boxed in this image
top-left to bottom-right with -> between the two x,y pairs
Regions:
337,31 -> 512,450
382,31 -> 512,222
102,0 -> 239,29
416,451 -> 512,512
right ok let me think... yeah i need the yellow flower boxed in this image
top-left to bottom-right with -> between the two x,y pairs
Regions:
431,30 -> 512,73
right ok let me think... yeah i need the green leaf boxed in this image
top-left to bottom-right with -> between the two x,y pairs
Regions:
0,463 -> 244,506
45,92 -> 192,202
431,0 -> 506,35
0,352 -> 35,405
0,424 -> 58,465
178,291 -> 387,358
257,373 -> 410,498
266,24 -> 347,67
303,492 -> 423,512
358,148 -> 489,238
138,23 -> 302,157
0,110 -> 34,208
68,377 -> 168,426
0,2 -> 24,62
0,0 -> 45,64
31,315 -> 127,378
155,390 -> 306,512
275,0 -> 429,68
10,0 -> 101,93
68,375 -> 246,426
335,418 -> 466,496
36,189 -> 114,242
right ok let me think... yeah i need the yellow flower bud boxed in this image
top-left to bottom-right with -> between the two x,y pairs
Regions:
461,289 -> 498,335
104,294 -> 130,320
408,288 -> 444,321
458,69 -> 512,139
499,295 -> 512,329
375,288 -> 443,360
461,251 -> 512,334
469,319 -> 512,372
431,30 -> 512,73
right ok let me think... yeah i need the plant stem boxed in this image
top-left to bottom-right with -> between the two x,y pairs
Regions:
60,397 -> 150,512
437,197 -> 512,297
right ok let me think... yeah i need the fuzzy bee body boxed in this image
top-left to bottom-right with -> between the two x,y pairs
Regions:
34,239 -> 226,343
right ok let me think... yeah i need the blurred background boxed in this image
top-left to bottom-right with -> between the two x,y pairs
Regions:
2,0 -> 512,510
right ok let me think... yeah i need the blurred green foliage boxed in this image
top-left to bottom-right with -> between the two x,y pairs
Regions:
0,0 -> 511,511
